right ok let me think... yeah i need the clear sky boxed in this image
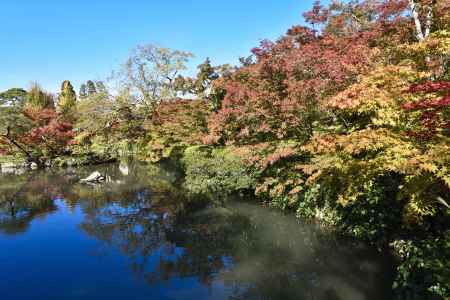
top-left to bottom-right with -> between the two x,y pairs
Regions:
0,0 -> 326,93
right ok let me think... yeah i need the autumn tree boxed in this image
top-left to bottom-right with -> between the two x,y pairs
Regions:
0,84 -> 73,165
25,83 -> 54,110
74,90 -> 116,151
199,3 -> 450,295
74,87 -> 145,156
117,44 -> 194,114
145,99 -> 209,161
407,0 -> 436,41
21,108 -> 74,163
403,80 -> 450,140
205,23 -> 376,145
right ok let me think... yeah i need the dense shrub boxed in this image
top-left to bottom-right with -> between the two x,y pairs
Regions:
392,234 -> 450,299
181,146 -> 255,198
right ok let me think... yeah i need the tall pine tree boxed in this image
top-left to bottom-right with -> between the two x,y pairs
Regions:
87,80 -> 97,96
79,84 -> 88,99
95,81 -> 107,94
57,80 -> 77,114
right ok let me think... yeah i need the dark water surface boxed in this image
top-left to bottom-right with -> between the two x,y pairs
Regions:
0,162 -> 394,300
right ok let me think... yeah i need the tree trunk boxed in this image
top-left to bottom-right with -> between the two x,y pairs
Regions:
409,0 -> 425,41
409,0 -> 434,42
2,126 -> 45,168
424,4 -> 433,39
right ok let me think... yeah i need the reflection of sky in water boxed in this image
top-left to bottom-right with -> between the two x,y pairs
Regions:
0,163 -> 394,300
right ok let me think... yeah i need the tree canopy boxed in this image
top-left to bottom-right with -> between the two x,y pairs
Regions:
1,1 -> 449,297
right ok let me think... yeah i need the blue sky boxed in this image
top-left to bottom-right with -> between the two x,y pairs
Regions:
0,1 -> 326,93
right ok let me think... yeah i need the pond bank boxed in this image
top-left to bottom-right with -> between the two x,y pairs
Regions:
0,153 -> 117,175
1,149 -> 448,299
162,145 -> 450,300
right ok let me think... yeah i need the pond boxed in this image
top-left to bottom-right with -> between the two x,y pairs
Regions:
0,162 -> 394,300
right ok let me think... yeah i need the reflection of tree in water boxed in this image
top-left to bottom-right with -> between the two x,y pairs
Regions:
0,161 -> 180,235
0,163 -> 392,300
154,207 -> 252,285
80,193 -> 392,300
0,172 -> 61,235
80,189 -> 177,277
78,162 -> 195,278
79,194 -> 252,286
219,204 -> 393,300
126,202 -> 392,300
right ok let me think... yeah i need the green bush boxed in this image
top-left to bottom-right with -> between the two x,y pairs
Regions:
333,175 -> 405,245
181,146 -> 255,198
391,234 -> 450,299
296,184 -> 341,226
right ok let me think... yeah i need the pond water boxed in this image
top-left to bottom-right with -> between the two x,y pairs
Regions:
0,162 -> 394,300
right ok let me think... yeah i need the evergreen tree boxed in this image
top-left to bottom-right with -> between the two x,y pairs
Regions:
194,58 -> 219,96
87,80 -> 97,96
0,88 -> 27,107
95,81 -> 107,94
239,55 -> 254,67
79,84 -> 88,99
57,80 -> 77,114
0,88 -> 30,149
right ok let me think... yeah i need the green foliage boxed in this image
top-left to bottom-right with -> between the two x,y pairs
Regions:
1,1 -> 449,297
95,81 -> 107,94
392,234 -> 450,298
86,80 -> 97,96
192,57 -> 218,96
74,88 -> 145,158
295,184 -> 340,226
0,88 -> 32,155
57,80 -> 77,115
118,44 -> 194,113
25,83 -> 54,110
74,90 -> 114,153
191,58 -> 234,99
0,88 -> 27,107
182,146 -> 255,197
334,175 -> 405,244
79,84 -> 88,99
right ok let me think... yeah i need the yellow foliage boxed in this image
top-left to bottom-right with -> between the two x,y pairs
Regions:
302,127 -> 450,223
400,30 -> 450,58
327,65 -> 429,128
397,30 -> 450,77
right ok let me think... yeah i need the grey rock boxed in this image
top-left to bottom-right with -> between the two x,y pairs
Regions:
80,171 -> 106,183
